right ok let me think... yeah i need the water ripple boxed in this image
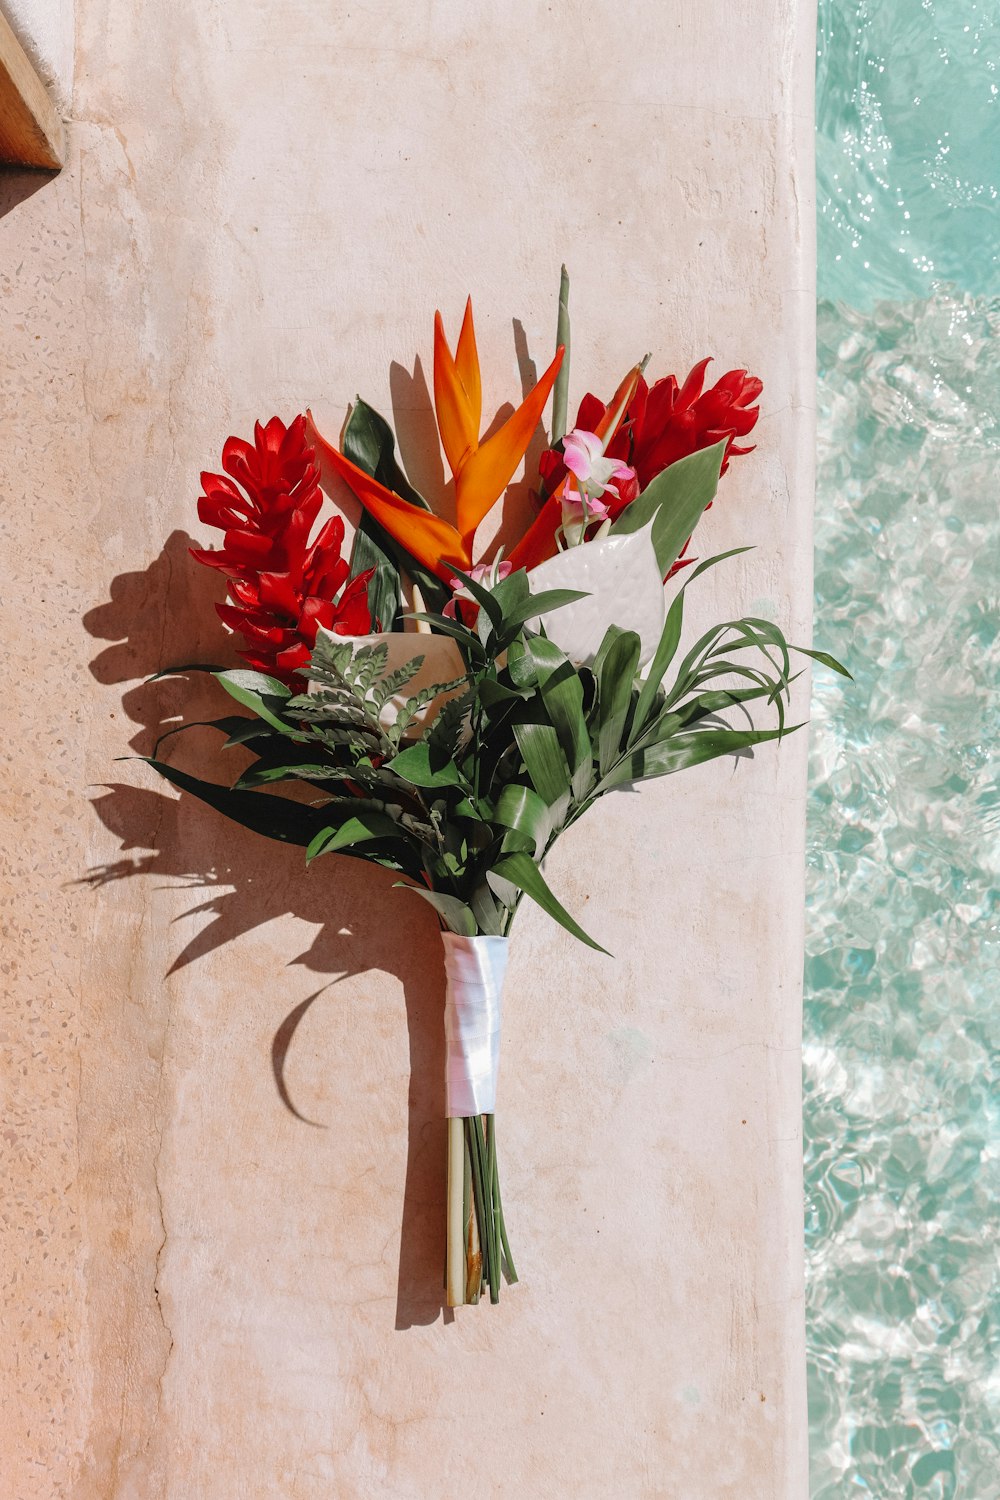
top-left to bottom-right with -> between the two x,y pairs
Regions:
806,290 -> 1000,1497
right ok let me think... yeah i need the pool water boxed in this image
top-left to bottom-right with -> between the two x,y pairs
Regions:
806,2 -> 1000,1495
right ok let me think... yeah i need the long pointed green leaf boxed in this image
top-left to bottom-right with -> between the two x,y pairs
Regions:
306,812 -> 404,863
594,629 -> 641,773
491,852 -> 610,955
630,591 -> 685,742
794,645 -> 853,680
143,758 -> 328,846
513,719 -> 570,806
599,725 -> 799,792
394,884 -> 477,936
551,264 -> 571,445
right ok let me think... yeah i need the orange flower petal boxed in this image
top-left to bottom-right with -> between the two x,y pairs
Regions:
307,411 -> 468,581
455,344 -> 565,544
433,311 -> 478,478
455,296 -> 482,437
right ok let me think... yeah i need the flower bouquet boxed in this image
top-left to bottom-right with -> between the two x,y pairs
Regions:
143,271 -> 845,1306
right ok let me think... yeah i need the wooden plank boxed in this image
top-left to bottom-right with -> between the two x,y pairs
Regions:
0,7 -> 63,170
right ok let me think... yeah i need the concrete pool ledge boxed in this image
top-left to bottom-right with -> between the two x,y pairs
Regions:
2,0 -> 816,1494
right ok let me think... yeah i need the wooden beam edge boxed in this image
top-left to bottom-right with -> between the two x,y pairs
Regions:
0,7 -> 65,170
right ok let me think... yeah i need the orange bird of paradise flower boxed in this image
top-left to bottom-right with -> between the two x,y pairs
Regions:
307,300 -> 566,582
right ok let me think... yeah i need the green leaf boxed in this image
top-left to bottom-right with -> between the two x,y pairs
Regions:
611,439 -> 726,576
213,669 -> 298,735
794,645 -> 853,680
593,629 -> 642,773
491,852 -> 610,955
493,783 -> 554,857
538,657 -> 594,800
306,811 -> 403,863
234,761 -> 350,789
150,663 -> 229,680
488,567 -> 530,617
143,758 -> 329,846
394,884 -> 478,936
502,586 -> 589,635
342,400 -> 428,507
551,264 -> 571,445
389,741 -> 466,788
513,719 -> 570,805
151,715 -> 265,758
469,882 -> 505,936
598,725 -> 799,793
629,591 -> 685,742
684,545 -> 754,584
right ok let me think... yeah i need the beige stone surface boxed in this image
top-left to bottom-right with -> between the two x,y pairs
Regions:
1,1 -> 816,1494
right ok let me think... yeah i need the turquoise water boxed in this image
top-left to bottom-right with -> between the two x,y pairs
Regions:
807,3 -> 1000,1495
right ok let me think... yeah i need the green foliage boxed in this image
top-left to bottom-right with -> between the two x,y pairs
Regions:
145,550 -> 847,949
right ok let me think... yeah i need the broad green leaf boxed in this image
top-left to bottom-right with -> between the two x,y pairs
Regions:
213,669 -> 298,735
306,812 -> 403,863
491,851 -> 610,955
488,567 -> 530,617
611,439 -> 726,576
493,783 -> 553,857
513,719 -> 570,806
538,658 -> 594,800
342,399 -> 431,511
394,884 -> 478,936
469,882 -> 505,936
594,629 -> 641,773
389,741 -> 466,788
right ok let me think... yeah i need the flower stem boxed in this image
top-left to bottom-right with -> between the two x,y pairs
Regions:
464,1128 -> 482,1303
446,1117 -> 465,1307
489,1115 -> 518,1285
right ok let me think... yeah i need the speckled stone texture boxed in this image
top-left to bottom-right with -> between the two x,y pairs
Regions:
1,1 -> 816,1495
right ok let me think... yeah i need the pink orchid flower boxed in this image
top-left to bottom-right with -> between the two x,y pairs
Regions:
560,428 -> 636,546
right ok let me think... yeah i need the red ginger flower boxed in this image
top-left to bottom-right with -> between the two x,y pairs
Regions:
192,414 -> 374,682
538,359 -> 762,514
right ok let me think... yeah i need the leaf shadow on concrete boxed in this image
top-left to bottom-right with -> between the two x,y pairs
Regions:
82,528 -> 452,1329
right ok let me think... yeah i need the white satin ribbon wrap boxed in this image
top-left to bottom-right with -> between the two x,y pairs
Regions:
442,933 -> 509,1118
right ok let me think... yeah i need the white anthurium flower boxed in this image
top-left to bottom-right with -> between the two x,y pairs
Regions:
524,520 -> 665,668
311,627 -> 466,737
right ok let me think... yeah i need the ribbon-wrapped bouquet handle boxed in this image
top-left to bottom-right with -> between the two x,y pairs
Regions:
441,934 -> 513,1305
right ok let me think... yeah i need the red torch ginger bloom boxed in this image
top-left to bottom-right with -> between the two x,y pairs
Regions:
538,359 -> 762,509
192,414 -> 374,682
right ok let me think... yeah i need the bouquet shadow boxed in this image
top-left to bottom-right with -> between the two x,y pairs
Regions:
83,528 -> 453,1329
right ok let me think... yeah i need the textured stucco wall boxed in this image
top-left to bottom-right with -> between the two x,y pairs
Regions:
1,1 -> 816,1495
